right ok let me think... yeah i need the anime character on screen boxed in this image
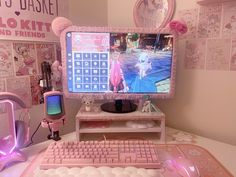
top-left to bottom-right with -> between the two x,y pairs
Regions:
109,52 -> 126,92
135,53 -> 152,79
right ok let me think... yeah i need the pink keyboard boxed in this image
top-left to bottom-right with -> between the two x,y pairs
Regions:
40,140 -> 161,169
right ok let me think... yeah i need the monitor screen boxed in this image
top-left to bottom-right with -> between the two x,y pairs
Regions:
46,95 -> 62,115
62,27 -> 176,99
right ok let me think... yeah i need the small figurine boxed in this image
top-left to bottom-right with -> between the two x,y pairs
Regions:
135,53 -> 152,79
51,60 -> 62,91
82,97 -> 94,112
141,95 -> 159,113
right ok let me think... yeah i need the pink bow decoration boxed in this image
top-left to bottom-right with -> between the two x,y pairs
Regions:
169,20 -> 188,35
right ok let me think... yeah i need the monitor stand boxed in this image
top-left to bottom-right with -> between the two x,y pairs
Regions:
101,99 -> 137,113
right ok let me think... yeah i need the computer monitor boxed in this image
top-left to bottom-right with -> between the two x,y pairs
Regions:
60,27 -> 177,112
44,91 -> 65,121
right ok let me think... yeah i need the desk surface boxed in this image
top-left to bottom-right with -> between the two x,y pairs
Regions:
1,127 -> 236,177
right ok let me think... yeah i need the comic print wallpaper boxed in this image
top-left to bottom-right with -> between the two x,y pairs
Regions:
231,39 -> 236,71
36,44 -> 56,73
13,43 -> 37,76
0,41 -> 60,108
178,1 -> 236,71
0,41 -> 14,78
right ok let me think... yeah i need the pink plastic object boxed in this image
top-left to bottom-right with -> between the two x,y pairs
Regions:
0,92 -> 27,171
43,91 -> 65,121
0,100 -> 16,156
169,20 -> 188,35
51,17 -> 73,37
164,157 -> 200,177
41,91 -> 65,141
40,140 -> 161,169
41,119 -> 64,132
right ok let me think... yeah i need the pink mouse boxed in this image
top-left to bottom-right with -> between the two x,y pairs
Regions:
164,157 -> 200,177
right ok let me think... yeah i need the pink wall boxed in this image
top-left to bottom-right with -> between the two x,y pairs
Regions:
68,0 -> 108,26
108,0 -> 236,145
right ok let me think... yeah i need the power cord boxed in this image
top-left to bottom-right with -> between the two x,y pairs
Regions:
25,122 -> 41,147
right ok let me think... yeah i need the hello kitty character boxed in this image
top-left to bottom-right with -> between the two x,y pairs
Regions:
15,45 -> 36,75
82,97 -> 94,112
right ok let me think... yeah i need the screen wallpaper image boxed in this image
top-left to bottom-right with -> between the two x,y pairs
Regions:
66,32 -> 173,93
46,95 -> 62,115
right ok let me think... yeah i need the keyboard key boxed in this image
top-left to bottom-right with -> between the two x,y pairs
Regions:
62,159 -> 93,164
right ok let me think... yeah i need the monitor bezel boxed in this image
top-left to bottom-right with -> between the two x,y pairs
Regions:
44,91 -> 65,121
60,26 -> 177,100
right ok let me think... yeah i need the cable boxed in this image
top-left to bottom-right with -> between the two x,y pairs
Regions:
103,134 -> 107,141
25,122 -> 41,147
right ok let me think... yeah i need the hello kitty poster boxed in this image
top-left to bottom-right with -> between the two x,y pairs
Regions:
36,43 -> 56,74
30,75 -> 43,105
185,39 -> 206,69
0,41 -> 14,78
6,77 -> 32,107
222,2 -> 236,37
13,43 -> 37,76
198,4 -> 222,38
178,9 -> 198,39
206,39 -> 231,70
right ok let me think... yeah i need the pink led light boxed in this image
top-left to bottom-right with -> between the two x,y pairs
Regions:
0,100 -> 17,156
0,92 -> 27,171
0,151 -> 7,156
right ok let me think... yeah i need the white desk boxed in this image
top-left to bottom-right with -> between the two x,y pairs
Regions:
0,127 -> 236,177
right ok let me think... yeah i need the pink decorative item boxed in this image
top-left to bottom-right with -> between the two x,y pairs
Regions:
133,0 -> 175,28
0,92 -> 30,171
51,17 -> 73,37
81,97 -> 94,112
41,91 -> 65,141
169,20 -> 188,35
51,60 -> 62,91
